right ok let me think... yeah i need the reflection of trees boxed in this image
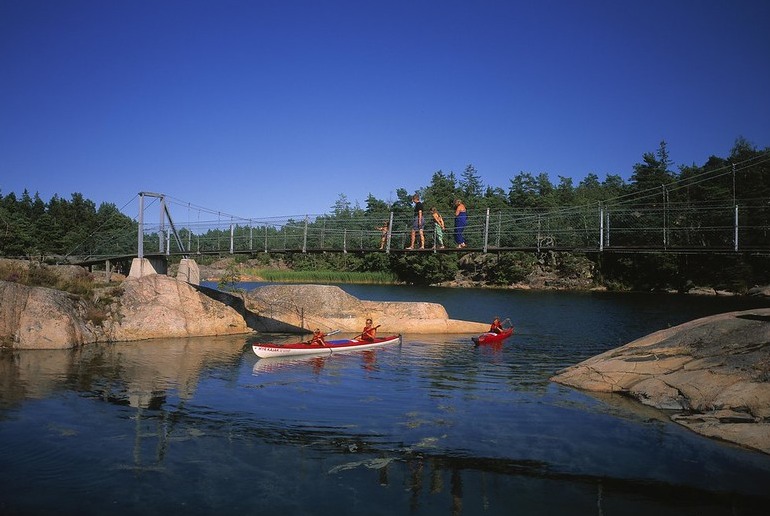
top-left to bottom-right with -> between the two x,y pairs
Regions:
3,342 -> 765,514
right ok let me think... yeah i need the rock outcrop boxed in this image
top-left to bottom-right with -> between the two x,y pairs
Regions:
0,280 -> 97,349
749,285 -> 770,298
551,308 -> 770,454
106,275 -> 249,342
0,274 -> 249,349
1,271 -> 488,349
244,284 -> 489,334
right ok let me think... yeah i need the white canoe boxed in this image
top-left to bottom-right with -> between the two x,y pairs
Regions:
252,335 -> 402,358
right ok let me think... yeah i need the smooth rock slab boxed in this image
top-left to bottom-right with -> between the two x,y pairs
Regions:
551,308 -> 770,454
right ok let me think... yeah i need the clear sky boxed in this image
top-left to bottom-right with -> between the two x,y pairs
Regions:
2,0 -> 769,220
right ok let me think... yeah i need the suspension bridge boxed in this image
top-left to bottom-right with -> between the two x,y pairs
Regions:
68,187 -> 769,281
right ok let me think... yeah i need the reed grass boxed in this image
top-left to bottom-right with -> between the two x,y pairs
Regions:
244,268 -> 397,284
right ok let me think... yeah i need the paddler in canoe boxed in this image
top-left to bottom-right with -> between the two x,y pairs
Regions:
489,317 -> 504,334
358,318 -> 380,342
309,328 -> 327,346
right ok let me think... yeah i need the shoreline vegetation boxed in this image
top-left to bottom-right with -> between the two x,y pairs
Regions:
236,268 -> 397,285
197,253 -> 770,296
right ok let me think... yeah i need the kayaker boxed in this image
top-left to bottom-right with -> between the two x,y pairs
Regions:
489,317 -> 503,334
360,318 -> 377,341
310,328 -> 326,346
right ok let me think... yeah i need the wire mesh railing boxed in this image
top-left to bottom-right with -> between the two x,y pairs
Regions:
115,201 -> 767,260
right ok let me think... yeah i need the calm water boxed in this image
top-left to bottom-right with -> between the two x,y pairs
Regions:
2,285 -> 770,515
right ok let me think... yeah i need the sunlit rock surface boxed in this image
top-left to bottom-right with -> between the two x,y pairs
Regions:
243,284 -> 489,334
551,308 -> 770,454
0,280 -> 96,349
107,275 -> 249,342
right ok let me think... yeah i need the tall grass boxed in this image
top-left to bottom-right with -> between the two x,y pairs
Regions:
245,268 -> 398,284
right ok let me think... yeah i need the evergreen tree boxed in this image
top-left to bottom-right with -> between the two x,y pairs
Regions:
423,170 -> 457,213
364,194 -> 389,216
630,140 -> 676,200
332,193 -> 352,217
459,164 -> 483,201
508,172 -> 539,208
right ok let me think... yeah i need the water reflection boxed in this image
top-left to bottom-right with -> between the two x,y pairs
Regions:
3,285 -> 770,514
1,336 -> 245,410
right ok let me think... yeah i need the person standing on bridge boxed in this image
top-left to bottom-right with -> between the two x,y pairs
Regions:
407,193 -> 425,250
454,199 -> 467,248
431,207 -> 445,249
377,220 -> 389,250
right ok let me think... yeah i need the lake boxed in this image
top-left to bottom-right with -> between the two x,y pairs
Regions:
1,285 -> 769,515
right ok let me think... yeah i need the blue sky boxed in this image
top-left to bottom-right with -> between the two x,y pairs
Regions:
2,0 -> 769,220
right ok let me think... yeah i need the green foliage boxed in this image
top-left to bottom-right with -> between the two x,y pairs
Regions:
390,254 -> 458,285
250,268 -> 396,284
485,252 -> 537,285
424,170 -> 458,215
630,141 -> 676,197
218,262 -> 242,292
357,252 -> 392,272
598,253 -> 681,292
460,164 -> 483,200
0,190 -> 136,258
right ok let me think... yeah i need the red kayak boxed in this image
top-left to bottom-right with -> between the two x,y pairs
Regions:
472,326 -> 514,345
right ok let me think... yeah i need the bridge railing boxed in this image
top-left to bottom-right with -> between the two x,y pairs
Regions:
94,201 -> 768,260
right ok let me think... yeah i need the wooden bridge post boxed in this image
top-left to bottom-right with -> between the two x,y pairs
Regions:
386,211 -> 394,254
483,208 -> 490,253
734,205 -> 739,251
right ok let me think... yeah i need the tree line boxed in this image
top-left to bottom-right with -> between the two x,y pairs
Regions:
2,138 -> 768,291
0,191 -> 136,259
336,137 -> 768,222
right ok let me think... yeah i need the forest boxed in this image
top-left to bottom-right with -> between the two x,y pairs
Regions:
2,138 -> 769,291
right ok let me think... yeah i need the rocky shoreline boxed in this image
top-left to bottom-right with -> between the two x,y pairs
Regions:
2,258 -> 769,455
551,308 -> 770,455
0,260 -> 487,350
197,255 -> 770,296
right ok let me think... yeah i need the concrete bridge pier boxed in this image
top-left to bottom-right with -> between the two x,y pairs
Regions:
176,258 -> 200,285
127,256 -> 199,286
128,256 -> 168,278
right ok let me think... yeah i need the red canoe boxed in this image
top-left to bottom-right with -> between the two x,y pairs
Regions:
253,334 -> 402,358
472,326 -> 514,345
